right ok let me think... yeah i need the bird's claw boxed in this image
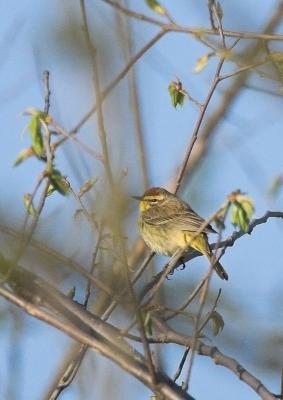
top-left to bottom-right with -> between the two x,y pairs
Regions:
179,258 -> 186,270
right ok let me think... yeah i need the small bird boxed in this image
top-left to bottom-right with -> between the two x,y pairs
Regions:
133,187 -> 228,280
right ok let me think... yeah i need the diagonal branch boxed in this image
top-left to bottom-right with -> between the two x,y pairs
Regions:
153,318 -> 278,400
59,29 -> 166,140
0,257 -> 195,400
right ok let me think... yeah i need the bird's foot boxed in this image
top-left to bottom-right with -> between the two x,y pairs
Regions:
179,257 -> 186,270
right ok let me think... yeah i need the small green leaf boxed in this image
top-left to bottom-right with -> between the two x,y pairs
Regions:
209,310 -> 224,336
49,169 -> 70,196
168,80 -> 185,108
24,108 -> 50,158
78,177 -> 97,198
46,182 -> 56,197
14,147 -> 34,166
141,310 -> 152,337
193,53 -> 214,73
23,193 -> 38,217
213,202 -> 229,230
28,114 -> 44,156
230,192 -> 254,232
145,0 -> 166,15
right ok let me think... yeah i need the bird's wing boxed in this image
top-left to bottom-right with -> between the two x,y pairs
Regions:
143,208 -> 216,234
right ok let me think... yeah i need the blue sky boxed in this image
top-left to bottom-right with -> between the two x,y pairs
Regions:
1,0 -> 283,399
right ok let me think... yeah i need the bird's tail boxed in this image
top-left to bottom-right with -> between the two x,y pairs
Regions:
213,260 -> 228,280
188,233 -> 228,280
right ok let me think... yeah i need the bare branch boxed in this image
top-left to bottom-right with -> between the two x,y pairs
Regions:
153,318 -> 278,400
43,70 -> 51,114
0,269 -> 195,400
173,56 -> 225,194
68,29 -> 166,137
102,0 -> 283,41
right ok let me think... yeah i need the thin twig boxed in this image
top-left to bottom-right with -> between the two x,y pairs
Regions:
80,0 -> 157,386
83,224 -> 104,307
16,177 -> 50,263
173,14 -> 238,194
219,60 -> 267,81
69,185 -> 97,228
173,347 -> 190,383
42,70 -> 52,164
0,223 -> 121,300
100,251 -> 155,321
46,345 -> 87,400
15,71 -> 54,263
20,172 -> 45,235
43,70 -> 51,114
102,0 -> 283,41
153,318 -> 278,400
123,257 -> 157,385
48,224 -> 104,399
80,0 -> 114,185
212,0 -> 226,48
121,0 -> 149,189
174,204 -> 229,391
207,0 -> 217,30
102,251 -> 158,383
51,119 -> 103,161
173,55 -> 225,194
196,288 -> 222,335
164,272 -> 208,321
67,29 -> 166,137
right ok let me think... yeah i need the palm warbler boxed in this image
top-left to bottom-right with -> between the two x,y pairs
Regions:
133,187 -> 228,280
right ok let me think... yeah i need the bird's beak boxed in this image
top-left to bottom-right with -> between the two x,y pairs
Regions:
132,195 -> 142,200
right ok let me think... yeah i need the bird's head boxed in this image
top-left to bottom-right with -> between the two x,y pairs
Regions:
132,187 -> 170,212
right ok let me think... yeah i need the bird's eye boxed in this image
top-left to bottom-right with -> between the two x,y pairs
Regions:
150,199 -> 158,204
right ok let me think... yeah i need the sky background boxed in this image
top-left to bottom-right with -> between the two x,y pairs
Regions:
0,0 -> 283,399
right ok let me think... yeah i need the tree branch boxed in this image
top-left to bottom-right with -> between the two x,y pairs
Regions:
102,0 -> 283,41
153,318 -> 278,400
0,260 -> 195,400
